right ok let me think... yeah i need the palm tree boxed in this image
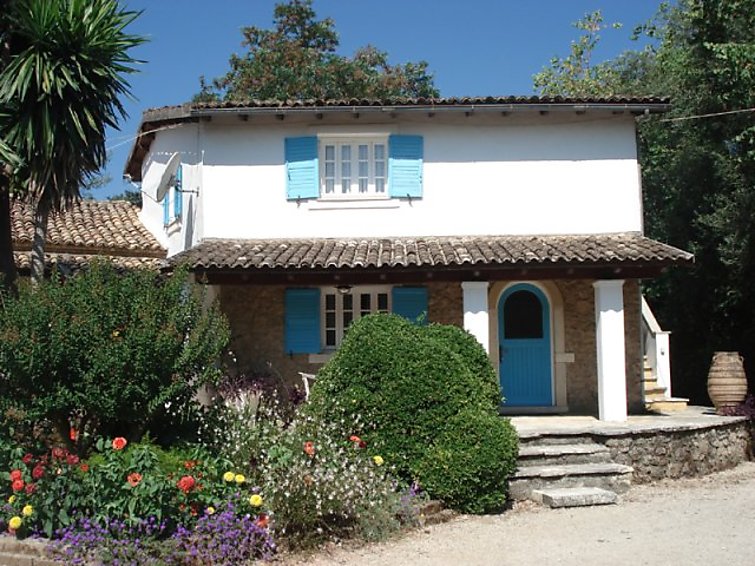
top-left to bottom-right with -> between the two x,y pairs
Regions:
0,0 -> 143,284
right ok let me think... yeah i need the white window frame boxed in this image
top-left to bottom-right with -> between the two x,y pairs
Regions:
321,285 -> 392,349
318,134 -> 389,200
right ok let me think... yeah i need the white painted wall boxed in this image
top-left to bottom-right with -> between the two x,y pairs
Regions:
138,114 -> 643,256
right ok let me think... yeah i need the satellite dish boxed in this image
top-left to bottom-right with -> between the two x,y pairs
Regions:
155,152 -> 181,202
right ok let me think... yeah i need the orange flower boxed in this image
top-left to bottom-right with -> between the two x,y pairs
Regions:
177,475 -> 196,494
255,513 -> 270,529
112,437 -> 127,451
303,441 -> 315,456
79,463 -> 89,473
127,472 -> 142,487
184,460 -> 198,470
69,428 -> 78,441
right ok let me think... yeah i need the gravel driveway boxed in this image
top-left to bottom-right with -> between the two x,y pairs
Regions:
282,461 -> 755,566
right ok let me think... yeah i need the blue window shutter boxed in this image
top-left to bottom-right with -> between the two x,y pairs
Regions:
392,287 -> 428,325
163,191 -> 170,226
173,164 -> 183,219
388,135 -> 423,198
285,288 -> 321,354
285,136 -> 319,200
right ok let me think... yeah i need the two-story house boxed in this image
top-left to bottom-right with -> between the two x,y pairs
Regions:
124,96 -> 692,422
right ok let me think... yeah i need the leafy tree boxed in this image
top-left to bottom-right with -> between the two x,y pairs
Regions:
197,0 -> 438,102
108,189 -> 142,207
534,1 -> 755,402
0,0 -> 143,284
0,263 -> 230,454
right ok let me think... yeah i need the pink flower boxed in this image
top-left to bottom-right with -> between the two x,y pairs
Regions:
127,472 -> 142,487
303,441 -> 316,457
112,437 -> 127,451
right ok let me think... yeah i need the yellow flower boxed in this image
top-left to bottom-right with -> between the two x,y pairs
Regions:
206,506 -> 215,515
21,505 -> 33,517
8,516 -> 22,530
234,473 -> 245,485
373,455 -> 384,466
222,471 -> 235,483
7,495 -> 15,504
249,494 -> 263,507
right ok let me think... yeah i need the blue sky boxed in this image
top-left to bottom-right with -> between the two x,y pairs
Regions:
103,0 -> 664,199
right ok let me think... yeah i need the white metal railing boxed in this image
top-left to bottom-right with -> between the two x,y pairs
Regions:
641,296 -> 672,397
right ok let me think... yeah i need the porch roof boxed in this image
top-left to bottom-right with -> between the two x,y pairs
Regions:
171,233 -> 692,283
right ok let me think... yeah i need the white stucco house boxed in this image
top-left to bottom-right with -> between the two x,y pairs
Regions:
124,96 -> 692,422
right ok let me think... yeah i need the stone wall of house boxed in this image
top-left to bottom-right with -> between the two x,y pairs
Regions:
555,279 -> 643,415
219,282 -> 463,391
599,420 -> 753,482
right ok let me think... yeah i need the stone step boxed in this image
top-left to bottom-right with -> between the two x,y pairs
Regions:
645,397 -> 689,414
518,443 -> 612,466
510,462 -> 633,500
531,487 -> 618,508
0,552 -> 56,566
517,433 -> 596,447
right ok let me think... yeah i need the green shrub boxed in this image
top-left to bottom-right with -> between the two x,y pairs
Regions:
307,314 -> 501,481
424,323 -> 502,406
416,410 -> 518,514
0,262 -> 230,452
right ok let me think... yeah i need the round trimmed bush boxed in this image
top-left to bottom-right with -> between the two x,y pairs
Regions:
416,410 -> 519,514
307,314 -> 505,483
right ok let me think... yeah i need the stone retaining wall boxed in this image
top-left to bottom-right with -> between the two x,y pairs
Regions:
597,419 -> 752,483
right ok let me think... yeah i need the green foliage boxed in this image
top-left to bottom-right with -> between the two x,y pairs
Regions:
307,314 -> 518,513
0,262 -> 230,449
416,410 -> 518,514
533,10 -> 625,97
197,389 -> 415,549
308,314 -> 499,481
197,0 -> 438,102
107,188 -> 142,207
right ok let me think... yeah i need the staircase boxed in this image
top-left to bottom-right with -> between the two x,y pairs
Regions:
641,297 -> 688,414
643,357 -> 688,413
511,434 -> 633,508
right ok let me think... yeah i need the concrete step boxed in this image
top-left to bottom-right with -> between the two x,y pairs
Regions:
646,397 -> 689,414
510,462 -> 633,500
518,443 -> 612,466
531,486 -> 618,508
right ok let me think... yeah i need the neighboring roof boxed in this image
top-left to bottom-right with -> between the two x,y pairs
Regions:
12,200 -> 166,273
170,234 -> 692,280
125,95 -> 671,181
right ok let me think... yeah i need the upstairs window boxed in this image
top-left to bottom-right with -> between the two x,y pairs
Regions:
320,138 -> 387,198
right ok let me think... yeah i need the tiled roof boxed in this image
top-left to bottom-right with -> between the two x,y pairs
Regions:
170,234 -> 693,271
11,200 -> 166,272
143,95 -> 671,120
14,252 -> 165,273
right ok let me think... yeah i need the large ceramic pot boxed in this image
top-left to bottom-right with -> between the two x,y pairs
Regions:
707,351 -> 748,412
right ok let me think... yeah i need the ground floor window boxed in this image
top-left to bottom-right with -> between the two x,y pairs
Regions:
322,285 -> 391,348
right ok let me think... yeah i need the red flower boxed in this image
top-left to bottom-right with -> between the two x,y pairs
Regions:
52,447 -> 66,460
303,441 -> 316,457
112,437 -> 127,451
25,483 -> 36,495
79,463 -> 90,473
349,435 -> 361,443
69,428 -> 78,442
11,479 -> 24,492
9,469 -> 22,482
21,454 -> 33,465
127,472 -> 142,487
66,454 -> 80,466
31,465 -> 45,480
255,513 -> 270,529
177,475 -> 196,494
184,460 -> 198,470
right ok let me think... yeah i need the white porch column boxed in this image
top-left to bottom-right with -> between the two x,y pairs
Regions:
461,281 -> 490,354
593,280 -> 627,422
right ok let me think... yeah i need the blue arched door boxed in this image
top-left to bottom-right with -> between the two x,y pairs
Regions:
498,284 -> 553,406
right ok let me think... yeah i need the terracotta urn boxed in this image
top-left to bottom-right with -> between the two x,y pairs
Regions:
707,351 -> 748,412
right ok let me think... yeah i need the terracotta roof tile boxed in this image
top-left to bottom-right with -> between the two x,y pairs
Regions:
11,200 -> 166,272
170,234 -> 693,272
